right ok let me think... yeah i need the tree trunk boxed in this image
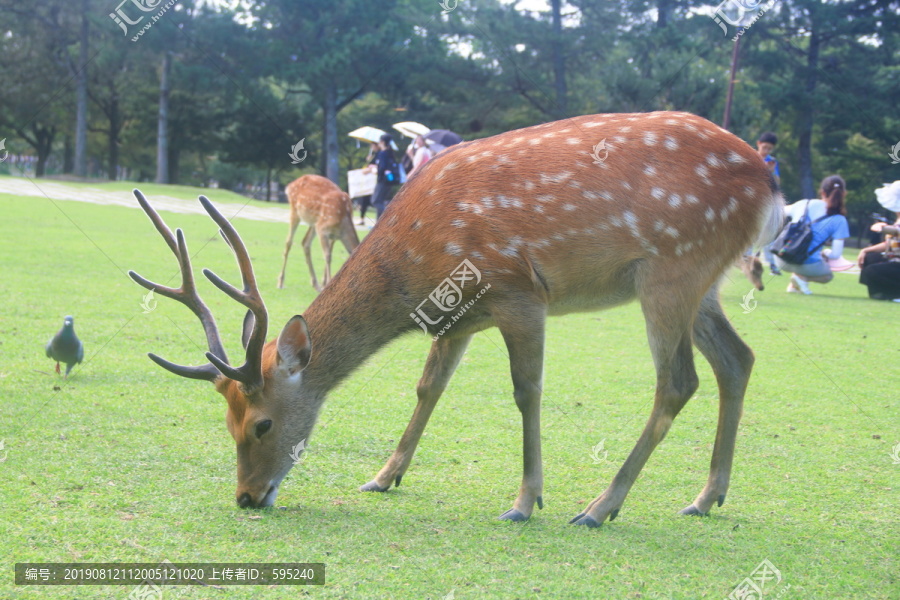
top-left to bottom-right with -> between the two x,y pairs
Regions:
323,82 -> 340,184
551,0 -> 567,118
108,93 -> 120,180
35,126 -> 55,178
63,135 -> 73,174
656,0 -> 670,28
797,13 -> 819,199
266,167 -> 272,202
156,51 -> 172,184
74,0 -> 89,177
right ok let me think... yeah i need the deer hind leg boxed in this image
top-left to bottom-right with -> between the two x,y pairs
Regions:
276,210 -> 302,289
571,292 -> 699,527
300,226 -> 321,292
679,285 -> 754,516
360,334 -> 473,493
317,226 -> 335,289
495,305 -> 547,522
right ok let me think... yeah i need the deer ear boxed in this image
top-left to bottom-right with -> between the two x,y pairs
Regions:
276,315 -> 311,373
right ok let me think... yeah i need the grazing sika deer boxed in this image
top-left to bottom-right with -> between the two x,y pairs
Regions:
739,254 -> 766,291
130,111 -> 783,527
276,174 -> 360,291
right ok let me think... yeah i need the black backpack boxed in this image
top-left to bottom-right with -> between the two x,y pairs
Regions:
772,201 -> 828,264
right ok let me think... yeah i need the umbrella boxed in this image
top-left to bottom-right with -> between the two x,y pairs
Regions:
875,181 -> 900,213
393,122 -> 430,139
347,126 -> 399,151
423,129 -> 463,151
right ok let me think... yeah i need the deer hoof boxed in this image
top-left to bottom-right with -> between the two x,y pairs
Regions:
569,513 -> 602,528
678,504 -> 708,516
498,508 -> 529,522
359,481 -> 390,492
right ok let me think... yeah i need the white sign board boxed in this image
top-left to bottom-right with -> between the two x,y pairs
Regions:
348,168 -> 377,199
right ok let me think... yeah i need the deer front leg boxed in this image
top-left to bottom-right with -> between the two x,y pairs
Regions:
571,311 -> 698,527
300,226 -> 321,292
317,227 -> 334,289
276,211 -> 301,289
360,334 -> 473,492
496,309 -> 546,522
679,287 -> 754,516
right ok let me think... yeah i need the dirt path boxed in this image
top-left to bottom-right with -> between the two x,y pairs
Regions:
0,177 -> 292,223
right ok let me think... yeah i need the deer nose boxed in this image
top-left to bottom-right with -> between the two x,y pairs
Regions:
237,492 -> 255,508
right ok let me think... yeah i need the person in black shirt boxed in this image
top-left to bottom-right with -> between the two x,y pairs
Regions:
363,133 -> 400,220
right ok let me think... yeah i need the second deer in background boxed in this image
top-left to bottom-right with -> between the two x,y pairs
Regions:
277,174 -> 360,291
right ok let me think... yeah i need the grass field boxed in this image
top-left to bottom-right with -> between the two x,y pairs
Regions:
0,183 -> 897,599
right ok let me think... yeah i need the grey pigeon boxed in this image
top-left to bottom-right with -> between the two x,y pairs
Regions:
45,316 -> 83,377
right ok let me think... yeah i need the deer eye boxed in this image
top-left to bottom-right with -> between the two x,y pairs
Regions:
255,419 -> 273,438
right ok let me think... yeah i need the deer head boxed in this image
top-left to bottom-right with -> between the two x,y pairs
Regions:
129,190 -> 313,507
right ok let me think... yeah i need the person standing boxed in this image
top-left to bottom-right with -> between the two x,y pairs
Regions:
775,175 -> 851,295
364,134 -> 400,220
756,131 -> 782,274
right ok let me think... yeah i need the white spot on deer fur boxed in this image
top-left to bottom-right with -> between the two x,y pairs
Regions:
705,207 -> 715,221
743,185 -> 756,198
537,194 -> 554,203
684,123 -> 698,132
675,245 -> 685,257
552,233 -> 564,241
583,121 -> 605,128
529,138 -> 541,145
445,242 -> 463,256
524,181 -> 536,191
582,191 -> 599,200
412,220 -> 422,230
599,191 -> 613,201
481,196 -> 496,209
665,119 -> 678,125
530,238 -> 552,249
663,226 -> 679,238
664,136 -> 679,151
566,137 -> 581,145
651,187 -> 665,200
612,135 -> 626,144
471,251 -> 484,259
706,154 -> 723,168
533,204 -> 545,213
642,240 -> 659,256
653,220 -> 664,232
451,219 -> 466,228
609,215 -> 623,228
405,250 -> 424,264
620,126 -> 632,132
627,117 -> 637,122
727,150 -> 746,164
686,194 -> 699,205
644,165 -> 657,177
568,180 -> 583,189
622,181 -> 633,190
643,132 -> 658,146
563,203 -> 577,211
668,194 -> 682,208
540,172 -> 573,185
695,164 -> 710,179
623,211 -> 640,237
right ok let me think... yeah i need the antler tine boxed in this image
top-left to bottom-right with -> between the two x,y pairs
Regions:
128,189 -> 229,383
198,196 -> 269,390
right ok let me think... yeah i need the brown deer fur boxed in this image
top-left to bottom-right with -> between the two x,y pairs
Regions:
277,174 -> 360,291
133,111 -> 783,527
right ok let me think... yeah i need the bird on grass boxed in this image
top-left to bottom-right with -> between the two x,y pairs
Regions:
45,316 -> 83,378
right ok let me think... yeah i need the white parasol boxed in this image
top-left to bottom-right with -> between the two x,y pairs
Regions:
347,126 -> 399,151
874,180 -> 900,213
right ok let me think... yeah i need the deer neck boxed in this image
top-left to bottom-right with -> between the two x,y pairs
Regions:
299,248 -> 413,398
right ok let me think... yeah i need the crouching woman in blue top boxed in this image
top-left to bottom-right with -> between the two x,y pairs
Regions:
775,175 -> 851,295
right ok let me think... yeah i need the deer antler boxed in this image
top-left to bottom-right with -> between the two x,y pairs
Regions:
128,190 -> 268,391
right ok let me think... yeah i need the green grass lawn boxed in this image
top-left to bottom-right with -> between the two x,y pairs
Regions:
0,188 -> 896,599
